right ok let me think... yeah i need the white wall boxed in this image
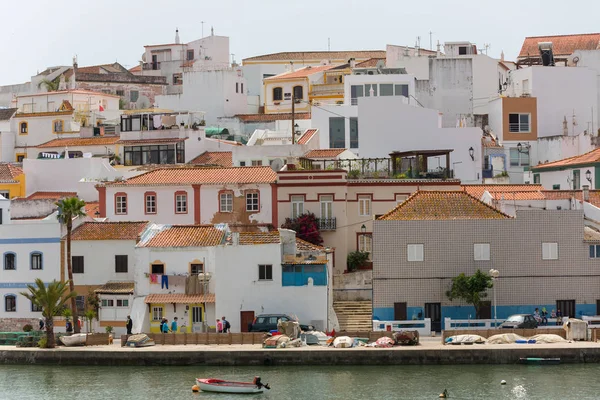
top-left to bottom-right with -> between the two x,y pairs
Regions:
243,63 -> 294,105
537,167 -> 596,190
232,143 -> 309,167
71,240 -> 137,285
343,74 -> 416,106
574,50 -> 600,134
536,134 -> 594,165
312,104 -> 359,151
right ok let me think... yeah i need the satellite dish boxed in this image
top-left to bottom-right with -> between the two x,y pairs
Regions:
270,158 -> 284,171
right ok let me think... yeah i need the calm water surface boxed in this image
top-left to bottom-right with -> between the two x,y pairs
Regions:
1,364 -> 600,399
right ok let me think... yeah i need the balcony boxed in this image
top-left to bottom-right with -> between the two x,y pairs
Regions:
318,218 -> 337,231
142,62 -> 161,71
508,123 -> 530,133
310,83 -> 344,97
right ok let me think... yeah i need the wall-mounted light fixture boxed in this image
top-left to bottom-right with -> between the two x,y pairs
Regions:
468,147 -> 474,161
517,142 -> 530,154
361,224 -> 366,233
586,170 -> 592,183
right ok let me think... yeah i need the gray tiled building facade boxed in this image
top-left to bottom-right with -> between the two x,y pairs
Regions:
373,210 -> 600,326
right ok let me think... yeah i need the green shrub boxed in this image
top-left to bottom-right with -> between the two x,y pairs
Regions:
347,251 -> 370,272
348,169 -> 360,179
23,324 -> 33,332
38,337 -> 48,348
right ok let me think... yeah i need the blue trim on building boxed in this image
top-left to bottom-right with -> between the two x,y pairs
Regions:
0,283 -> 43,289
0,237 -> 60,245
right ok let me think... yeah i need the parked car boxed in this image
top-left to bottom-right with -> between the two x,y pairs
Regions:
249,314 -> 314,332
500,314 -> 538,329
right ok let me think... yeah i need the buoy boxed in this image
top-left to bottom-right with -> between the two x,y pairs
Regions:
192,385 -> 200,392
500,380 -> 507,385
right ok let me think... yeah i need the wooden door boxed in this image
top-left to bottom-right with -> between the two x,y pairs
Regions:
596,300 -> 600,316
556,300 -> 576,319
479,301 -> 492,319
394,302 -> 407,321
425,303 -> 442,332
240,311 -> 255,333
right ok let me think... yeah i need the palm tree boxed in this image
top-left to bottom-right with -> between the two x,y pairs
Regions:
56,197 -> 87,333
37,76 -> 62,92
21,279 -> 76,348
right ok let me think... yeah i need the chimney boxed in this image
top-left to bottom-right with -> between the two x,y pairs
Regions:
500,50 -> 505,62
231,232 -> 240,245
583,185 -> 590,202
436,41 -> 441,57
349,58 -> 356,69
175,28 -> 180,44
290,61 -> 294,72
72,55 -> 78,69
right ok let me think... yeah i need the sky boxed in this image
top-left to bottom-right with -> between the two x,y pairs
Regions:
2,0 -> 600,85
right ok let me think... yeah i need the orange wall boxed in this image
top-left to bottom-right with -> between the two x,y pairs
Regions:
503,97 -> 537,142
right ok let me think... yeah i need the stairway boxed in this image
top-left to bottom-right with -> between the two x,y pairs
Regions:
333,301 -> 373,332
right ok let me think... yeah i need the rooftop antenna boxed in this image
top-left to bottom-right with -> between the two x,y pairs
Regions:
175,28 -> 180,45
211,26 -> 214,36
201,21 -> 205,38
429,31 -> 433,50
231,53 -> 235,65
484,43 -> 491,55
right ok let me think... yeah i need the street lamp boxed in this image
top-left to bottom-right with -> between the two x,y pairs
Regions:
586,170 -> 592,183
489,269 -> 500,327
361,224 -> 366,233
468,147 -> 474,161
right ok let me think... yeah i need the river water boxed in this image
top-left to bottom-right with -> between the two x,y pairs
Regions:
2,363 -> 600,399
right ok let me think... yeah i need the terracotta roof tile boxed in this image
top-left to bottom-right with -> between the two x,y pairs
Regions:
37,136 -> 120,148
238,231 -> 280,245
112,166 -> 277,186
17,89 -> 120,99
488,191 -> 547,201
519,33 -> 600,58
585,227 -> 600,242
296,238 -> 324,251
532,148 -> 600,171
0,163 -> 23,183
379,191 -> 512,220
235,113 -> 311,122
139,225 -> 225,247
297,129 -> 318,145
85,201 -> 100,217
189,151 -> 233,167
25,191 -> 77,200
145,293 -> 215,304
265,65 -> 337,80
462,184 -> 543,200
243,51 -> 386,63
94,281 -> 135,294
304,149 -> 347,158
0,108 -> 17,121
70,221 -> 148,241
129,65 -> 142,73
355,58 -> 386,68
117,138 -> 185,145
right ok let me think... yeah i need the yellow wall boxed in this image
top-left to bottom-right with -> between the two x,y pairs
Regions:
0,172 -> 25,199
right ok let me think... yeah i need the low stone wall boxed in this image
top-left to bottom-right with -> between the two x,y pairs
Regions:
0,318 -> 39,332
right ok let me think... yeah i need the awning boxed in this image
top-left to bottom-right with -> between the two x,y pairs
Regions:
95,281 -> 134,295
144,293 -> 215,304
205,127 -> 230,137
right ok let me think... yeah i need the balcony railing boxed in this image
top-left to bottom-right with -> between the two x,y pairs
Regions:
310,83 -> 344,96
508,123 -> 530,133
142,62 -> 161,71
317,218 -> 337,231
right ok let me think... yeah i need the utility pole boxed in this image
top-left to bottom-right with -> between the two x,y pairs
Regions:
429,31 -> 433,50
291,91 -> 296,144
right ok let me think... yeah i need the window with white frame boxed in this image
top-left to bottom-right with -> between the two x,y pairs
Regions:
320,195 -> 333,219
53,120 -> 64,133
291,195 -> 304,218
101,299 -> 114,307
145,193 -> 156,214
508,113 -> 530,133
358,195 -> 371,217
509,148 -> 530,166
117,299 -> 129,307
246,192 -> 259,212
542,242 -> 558,260
115,194 -> 127,214
590,244 -> 600,258
220,192 -> 233,212
175,193 -> 187,213
251,160 -> 263,166
30,252 -> 43,270
258,264 -> 273,281
152,306 -> 163,321
407,244 -> 424,262
474,243 -> 491,261
358,234 -> 372,257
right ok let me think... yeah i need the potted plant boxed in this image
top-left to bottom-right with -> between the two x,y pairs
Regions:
348,169 -> 360,179
347,251 -> 370,272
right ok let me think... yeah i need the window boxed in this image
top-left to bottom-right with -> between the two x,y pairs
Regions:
220,192 -> 233,212
173,73 -> 183,85
16,154 -> 25,162
534,174 -> 541,184
251,160 -> 263,166
459,46 -> 468,55
246,192 -> 259,212
117,299 -> 129,307
130,90 -> 139,102
358,233 -> 373,255
0,191 -> 8,199
395,84 -> 409,97
350,117 -> 359,148
358,195 -> 371,217
123,142 -> 184,166
175,192 -> 187,214
151,264 -> 165,275
19,122 -> 28,134
145,192 -> 157,214
115,193 -> 127,215
3,253 -> 15,270
474,243 -> 491,261
187,49 -> 194,60
236,82 -> 239,93
115,255 -> 128,273
320,195 -> 333,219
76,296 -> 85,313
509,148 -> 530,166
191,263 -> 203,275
293,85 -> 303,100
380,84 -> 394,96
589,245 -> 600,258
273,87 -> 283,101
329,117 -> 346,148
30,252 -> 43,270
53,120 -> 64,133
407,244 -> 424,262
101,299 -> 114,307
72,256 -> 84,274
542,242 -> 558,260
5,295 -> 16,312
508,113 -> 530,133
258,264 -> 273,281
365,84 -> 377,96
31,301 -> 43,312
152,306 -> 163,321
241,83 -> 244,93
239,161 -> 246,166
291,195 -> 304,218
350,85 -> 364,105
116,90 -> 125,96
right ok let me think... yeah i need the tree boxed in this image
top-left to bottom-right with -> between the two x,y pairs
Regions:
446,269 -> 493,319
56,197 -> 87,333
281,212 -> 323,246
20,279 -> 77,348
37,76 -> 62,92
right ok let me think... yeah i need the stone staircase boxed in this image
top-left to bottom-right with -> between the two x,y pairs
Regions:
333,301 -> 373,332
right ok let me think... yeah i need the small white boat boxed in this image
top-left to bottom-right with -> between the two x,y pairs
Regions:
333,336 -> 353,348
60,333 -> 87,347
196,378 -> 269,394
125,334 -> 155,348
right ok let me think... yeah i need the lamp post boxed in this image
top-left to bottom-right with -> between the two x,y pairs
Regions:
489,269 -> 500,327
468,147 -> 474,161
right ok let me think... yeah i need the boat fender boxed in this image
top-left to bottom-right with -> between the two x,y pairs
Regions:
191,385 -> 200,393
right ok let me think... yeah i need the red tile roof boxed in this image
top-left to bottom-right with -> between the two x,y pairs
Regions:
70,221 -> 148,241
189,151 -> 233,167
355,58 -> 386,68
95,281 -> 135,294
519,33 -> 600,58
379,191 -> 512,220
304,149 -> 347,158
265,65 -> 336,80
238,232 -> 280,245
85,201 -> 100,217
243,51 -> 386,63
0,163 -> 23,183
17,89 -> 120,99
145,293 -> 215,304
25,191 -> 77,200
235,113 -> 311,122
117,138 -> 185,145
37,136 -> 120,148
487,191 -> 547,201
297,129 -> 318,145
462,184 -> 543,200
111,166 -> 277,186
532,148 -> 600,170
139,225 -> 225,247
129,65 -> 142,73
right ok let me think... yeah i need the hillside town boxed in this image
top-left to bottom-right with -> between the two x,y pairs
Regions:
3,28 -> 600,341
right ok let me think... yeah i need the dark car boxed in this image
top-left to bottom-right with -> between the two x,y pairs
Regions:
249,314 -> 313,332
500,314 -> 538,329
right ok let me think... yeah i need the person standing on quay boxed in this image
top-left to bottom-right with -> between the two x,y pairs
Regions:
216,319 -> 223,333
126,315 -> 133,335
171,317 -> 178,333
221,316 -> 230,333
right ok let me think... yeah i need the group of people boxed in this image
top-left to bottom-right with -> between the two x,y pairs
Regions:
216,316 -> 231,333
64,317 -> 82,333
159,317 -> 179,333
534,307 -> 563,325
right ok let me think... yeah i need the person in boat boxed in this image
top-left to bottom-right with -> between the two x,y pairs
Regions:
126,315 -> 133,335
66,318 -> 73,334
171,317 -> 178,333
253,376 -> 270,390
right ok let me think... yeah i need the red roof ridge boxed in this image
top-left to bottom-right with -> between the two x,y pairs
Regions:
524,32 -> 600,39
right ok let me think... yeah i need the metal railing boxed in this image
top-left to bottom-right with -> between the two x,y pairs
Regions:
373,319 -> 432,336
508,123 -> 530,133
310,83 -> 344,95
317,218 -> 336,231
142,62 -> 161,71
